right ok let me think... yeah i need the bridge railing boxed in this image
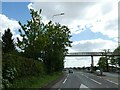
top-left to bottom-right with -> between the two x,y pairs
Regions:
66,52 -> 120,56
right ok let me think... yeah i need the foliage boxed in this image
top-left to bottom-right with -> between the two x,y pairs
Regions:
97,57 -> 106,70
98,47 -> 120,71
2,78 -> 12,88
2,28 -> 16,53
114,46 -> 120,54
2,67 -> 17,82
17,9 -> 72,73
113,46 -> 120,67
100,49 -> 110,71
2,67 -> 17,88
17,9 -> 45,59
2,54 -> 46,88
110,56 -> 116,66
43,21 -> 72,73
2,8 -> 72,88
9,72 -> 63,88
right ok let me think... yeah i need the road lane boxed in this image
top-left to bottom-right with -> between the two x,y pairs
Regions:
51,70 -> 119,90
61,73 -> 80,88
76,70 -> 118,88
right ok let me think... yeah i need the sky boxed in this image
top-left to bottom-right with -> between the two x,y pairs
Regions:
0,0 -> 120,68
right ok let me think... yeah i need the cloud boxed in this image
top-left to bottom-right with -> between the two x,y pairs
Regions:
0,14 -> 20,35
0,14 -> 22,44
27,2 -> 34,10
70,38 -> 117,52
29,0 -> 119,2
89,2 -> 118,38
64,56 -> 95,67
28,1 -> 118,39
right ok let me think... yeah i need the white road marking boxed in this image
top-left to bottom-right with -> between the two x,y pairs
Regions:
63,74 -> 69,84
106,79 -> 118,85
63,78 -> 67,84
80,84 -> 88,88
90,78 -> 101,85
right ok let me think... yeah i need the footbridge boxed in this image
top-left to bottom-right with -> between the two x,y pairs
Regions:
66,52 -> 120,71
66,52 -> 120,56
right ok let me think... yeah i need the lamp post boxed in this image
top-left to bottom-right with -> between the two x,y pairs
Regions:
52,12 -> 64,21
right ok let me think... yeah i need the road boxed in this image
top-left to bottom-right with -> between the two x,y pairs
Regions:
51,70 -> 119,90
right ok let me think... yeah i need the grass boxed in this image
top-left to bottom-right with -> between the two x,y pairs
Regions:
10,72 -> 63,88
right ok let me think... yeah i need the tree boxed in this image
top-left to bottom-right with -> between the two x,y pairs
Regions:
98,57 -> 106,70
2,28 -> 15,53
113,46 -> 120,67
110,56 -> 116,66
17,9 -> 72,73
17,9 -> 45,59
102,49 -> 111,72
97,57 -> 106,75
43,22 -> 72,73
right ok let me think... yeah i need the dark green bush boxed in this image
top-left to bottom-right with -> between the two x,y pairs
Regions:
2,54 -> 46,88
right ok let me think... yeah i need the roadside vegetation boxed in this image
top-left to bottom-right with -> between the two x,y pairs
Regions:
97,47 -> 120,73
2,9 -> 72,88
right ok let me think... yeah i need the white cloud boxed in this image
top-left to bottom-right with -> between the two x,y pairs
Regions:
29,0 -> 119,2
0,14 -> 20,36
0,14 -> 22,46
64,56 -> 98,68
27,1 -> 118,39
71,38 -> 117,52
89,2 -> 118,38
27,2 -> 34,10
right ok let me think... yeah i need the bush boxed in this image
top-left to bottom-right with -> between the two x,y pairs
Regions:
2,54 -> 46,88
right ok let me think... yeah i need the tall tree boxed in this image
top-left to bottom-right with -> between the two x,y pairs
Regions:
113,46 -> 120,67
97,56 -> 106,73
110,56 -> 116,66
103,49 -> 110,72
17,9 -> 45,59
17,9 -> 72,73
43,22 -> 72,73
2,28 -> 15,53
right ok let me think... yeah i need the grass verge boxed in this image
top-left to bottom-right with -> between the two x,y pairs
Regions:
10,72 -> 63,88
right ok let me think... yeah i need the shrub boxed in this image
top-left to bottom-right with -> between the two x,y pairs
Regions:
2,54 -> 45,88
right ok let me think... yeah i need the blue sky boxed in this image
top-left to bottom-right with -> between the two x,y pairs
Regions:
2,2 -> 31,24
0,1 -> 119,67
2,2 -> 116,42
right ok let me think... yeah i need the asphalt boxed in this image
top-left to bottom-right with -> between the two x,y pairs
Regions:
50,70 -> 119,90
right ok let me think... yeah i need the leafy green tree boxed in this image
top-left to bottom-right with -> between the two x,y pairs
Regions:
17,9 -> 72,73
17,9 -> 45,59
98,57 -> 106,70
2,28 -> 15,53
113,46 -> 120,67
102,49 -> 111,72
110,56 -> 116,66
43,22 -> 72,73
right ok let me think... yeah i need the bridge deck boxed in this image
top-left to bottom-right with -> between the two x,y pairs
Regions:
66,52 -> 120,56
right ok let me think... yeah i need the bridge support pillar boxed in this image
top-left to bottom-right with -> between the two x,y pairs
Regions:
91,56 -> 94,72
